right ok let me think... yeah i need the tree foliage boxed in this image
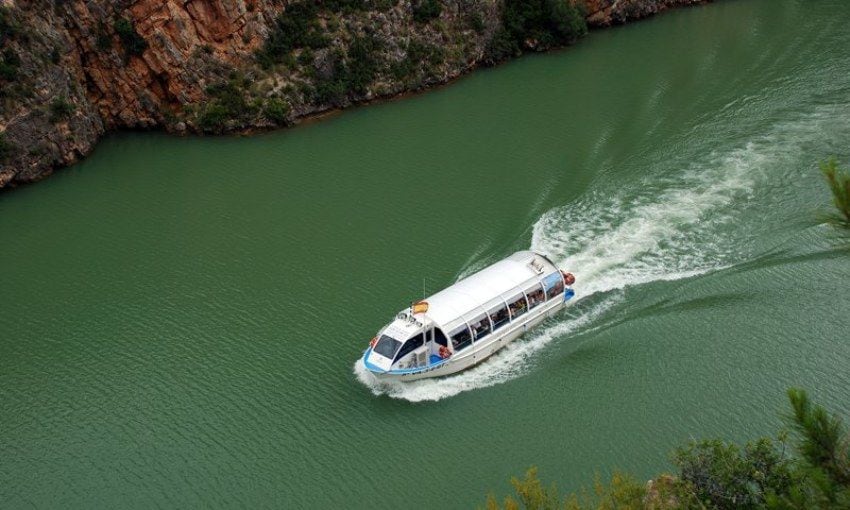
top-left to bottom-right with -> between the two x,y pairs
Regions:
114,18 -> 147,57
483,389 -> 850,509
256,2 -> 329,69
412,0 -> 442,24
486,0 -> 587,64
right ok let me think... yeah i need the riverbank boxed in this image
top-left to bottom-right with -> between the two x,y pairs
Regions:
0,0 -> 710,191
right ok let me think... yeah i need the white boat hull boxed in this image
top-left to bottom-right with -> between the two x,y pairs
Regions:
363,294 -> 571,382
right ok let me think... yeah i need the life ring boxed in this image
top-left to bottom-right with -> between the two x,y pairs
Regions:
561,271 -> 576,286
438,345 -> 451,359
370,336 -> 378,348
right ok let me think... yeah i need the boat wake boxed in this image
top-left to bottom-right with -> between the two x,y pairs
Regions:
354,104 -> 847,402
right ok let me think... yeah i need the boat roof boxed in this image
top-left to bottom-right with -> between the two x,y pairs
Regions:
414,251 -> 559,330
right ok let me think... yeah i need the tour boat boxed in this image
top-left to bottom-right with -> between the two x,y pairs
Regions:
361,251 -> 576,381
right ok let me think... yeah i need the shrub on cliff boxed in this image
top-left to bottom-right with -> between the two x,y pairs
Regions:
0,47 -> 20,82
673,438 -> 799,508
412,0 -> 442,24
114,18 -> 147,57
0,6 -> 19,45
256,2 -> 329,69
820,157 -> 850,226
49,97 -> 75,123
346,35 -> 381,95
0,132 -> 14,162
486,0 -> 587,64
263,97 -> 291,125
197,75 -> 259,133
307,35 -> 382,105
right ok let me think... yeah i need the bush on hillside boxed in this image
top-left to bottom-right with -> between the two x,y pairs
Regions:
0,132 -> 14,162
256,2 -> 329,69
49,96 -> 75,122
0,47 -> 20,81
263,97 -> 291,125
114,18 -> 147,56
486,0 -> 587,64
412,0 -> 442,24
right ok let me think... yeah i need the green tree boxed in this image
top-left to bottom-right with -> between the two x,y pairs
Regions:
485,0 -> 587,64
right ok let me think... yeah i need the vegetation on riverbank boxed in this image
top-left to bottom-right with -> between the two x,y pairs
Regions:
821,157 -> 850,226
483,389 -> 850,509
229,0 -> 588,131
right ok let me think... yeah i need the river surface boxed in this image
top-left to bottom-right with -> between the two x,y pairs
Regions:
2,0 -> 850,507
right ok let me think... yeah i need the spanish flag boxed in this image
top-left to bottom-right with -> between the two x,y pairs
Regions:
412,301 -> 429,314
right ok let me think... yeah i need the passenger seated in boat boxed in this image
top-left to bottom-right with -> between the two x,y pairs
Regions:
528,289 -> 545,307
491,308 -> 509,328
509,300 -> 526,316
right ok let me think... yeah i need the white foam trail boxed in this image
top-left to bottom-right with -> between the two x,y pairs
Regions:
354,104 -> 849,402
354,145 -> 762,402
532,144 -> 763,297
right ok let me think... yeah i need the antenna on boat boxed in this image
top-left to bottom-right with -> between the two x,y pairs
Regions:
422,276 -> 426,299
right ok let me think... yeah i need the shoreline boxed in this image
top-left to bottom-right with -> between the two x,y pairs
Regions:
0,0 -> 712,193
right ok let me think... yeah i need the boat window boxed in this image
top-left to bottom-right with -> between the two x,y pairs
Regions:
449,325 -> 472,352
525,283 -> 546,309
469,314 -> 491,340
434,328 -> 448,347
373,335 -> 402,359
544,272 -> 565,300
394,333 -> 424,362
488,304 -> 509,330
507,294 -> 528,320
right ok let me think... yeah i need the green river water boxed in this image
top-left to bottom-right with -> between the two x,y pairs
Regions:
2,0 -> 850,507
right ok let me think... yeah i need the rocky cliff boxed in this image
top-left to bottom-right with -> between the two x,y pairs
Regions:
0,0 -> 709,189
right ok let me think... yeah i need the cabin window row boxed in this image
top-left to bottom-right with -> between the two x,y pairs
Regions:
447,274 -> 563,352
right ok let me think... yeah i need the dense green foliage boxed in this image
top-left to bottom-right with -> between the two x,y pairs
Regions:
256,2 -> 329,69
197,75 -> 257,133
673,438 -> 799,508
0,132 -> 13,162
0,7 -> 20,84
263,97 -> 291,125
486,0 -> 587,63
0,47 -> 20,82
0,6 -> 19,45
49,97 -> 74,123
484,389 -> 850,509
114,18 -> 147,57
96,22 -> 112,51
412,0 -> 442,24
306,35 -> 382,105
820,157 -> 850,225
